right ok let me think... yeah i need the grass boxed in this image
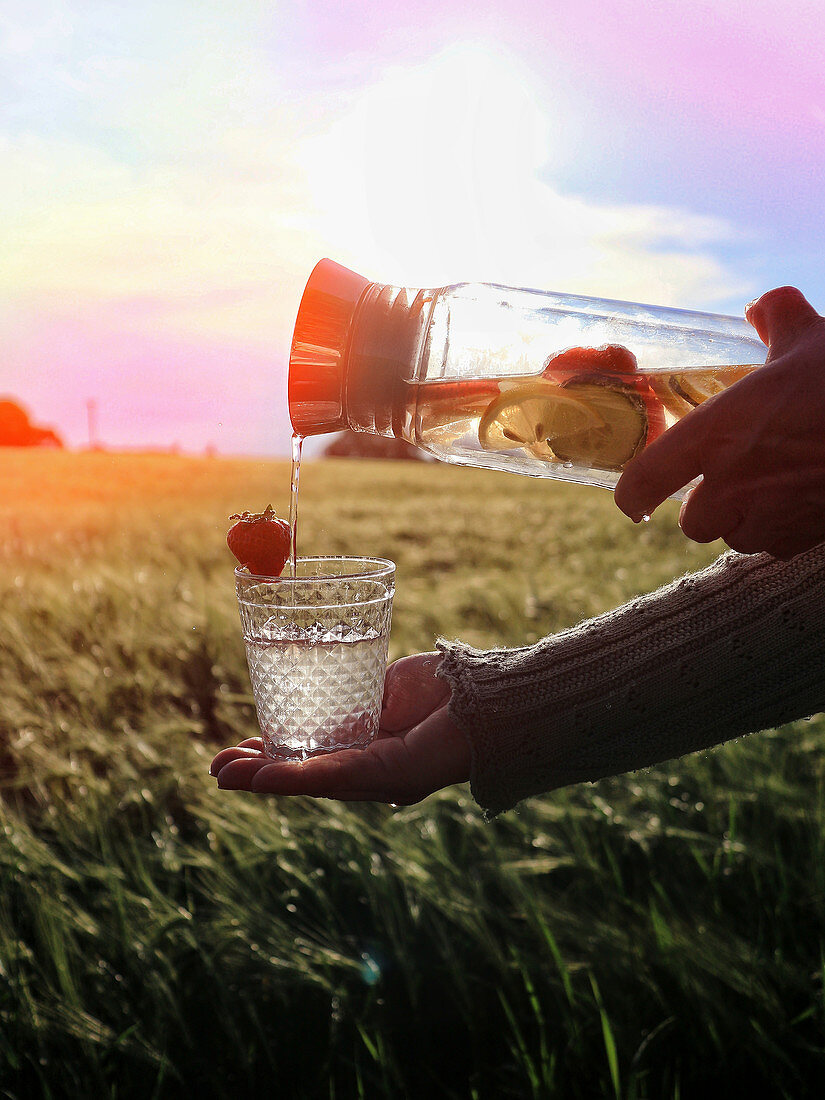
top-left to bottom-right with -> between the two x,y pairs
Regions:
1,448 -> 824,1098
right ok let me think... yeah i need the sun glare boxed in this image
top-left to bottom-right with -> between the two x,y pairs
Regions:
299,43 -> 555,288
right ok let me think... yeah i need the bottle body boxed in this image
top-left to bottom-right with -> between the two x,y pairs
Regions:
289,261 -> 766,493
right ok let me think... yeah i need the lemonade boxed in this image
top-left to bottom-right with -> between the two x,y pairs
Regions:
407,356 -> 756,492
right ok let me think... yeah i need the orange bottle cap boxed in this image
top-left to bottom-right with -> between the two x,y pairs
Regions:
288,258 -> 372,436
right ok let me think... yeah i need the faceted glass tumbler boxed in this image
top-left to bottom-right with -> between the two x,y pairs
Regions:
235,557 -> 395,760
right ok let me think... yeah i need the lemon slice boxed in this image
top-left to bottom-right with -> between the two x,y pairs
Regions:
477,382 -> 604,454
548,380 -> 651,469
666,367 -> 754,407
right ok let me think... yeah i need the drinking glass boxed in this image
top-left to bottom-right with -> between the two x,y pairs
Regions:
235,556 -> 395,759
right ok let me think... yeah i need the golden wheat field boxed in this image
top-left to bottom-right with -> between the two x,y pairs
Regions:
2,449 -> 824,1099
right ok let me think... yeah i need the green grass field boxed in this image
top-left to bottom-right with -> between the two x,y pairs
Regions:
2,449 -> 824,1098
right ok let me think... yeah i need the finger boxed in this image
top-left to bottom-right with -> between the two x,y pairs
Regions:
614,411 -> 707,521
726,530 -> 776,556
763,536 -> 811,562
721,512 -> 799,557
677,480 -> 745,545
248,744 -> 401,800
210,744 -> 265,775
745,286 -> 821,353
381,652 -> 450,732
238,737 -> 264,750
215,756 -> 272,789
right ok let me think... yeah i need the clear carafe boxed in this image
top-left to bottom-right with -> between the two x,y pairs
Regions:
288,258 -> 766,493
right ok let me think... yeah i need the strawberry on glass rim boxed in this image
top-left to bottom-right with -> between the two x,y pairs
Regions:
227,505 -> 291,577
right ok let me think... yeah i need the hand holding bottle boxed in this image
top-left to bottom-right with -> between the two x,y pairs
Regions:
614,287 -> 825,560
210,653 -> 470,803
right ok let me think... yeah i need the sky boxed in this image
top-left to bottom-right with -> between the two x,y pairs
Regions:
2,0 -> 824,455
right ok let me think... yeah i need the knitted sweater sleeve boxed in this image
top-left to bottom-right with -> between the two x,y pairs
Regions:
436,545 -> 825,816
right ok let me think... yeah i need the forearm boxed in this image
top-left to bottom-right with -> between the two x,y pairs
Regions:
437,545 -> 825,815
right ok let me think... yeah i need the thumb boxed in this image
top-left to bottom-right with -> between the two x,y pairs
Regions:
381,652 -> 450,732
745,286 -> 822,355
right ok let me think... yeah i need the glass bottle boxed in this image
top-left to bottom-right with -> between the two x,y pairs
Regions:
288,258 -> 765,493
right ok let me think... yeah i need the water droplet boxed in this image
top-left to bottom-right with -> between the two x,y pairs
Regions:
360,956 -> 381,985
562,461 -> 573,469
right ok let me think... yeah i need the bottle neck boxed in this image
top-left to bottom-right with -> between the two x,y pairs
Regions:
344,283 -> 427,439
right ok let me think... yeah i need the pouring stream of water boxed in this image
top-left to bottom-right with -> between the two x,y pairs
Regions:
288,433 -> 303,577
